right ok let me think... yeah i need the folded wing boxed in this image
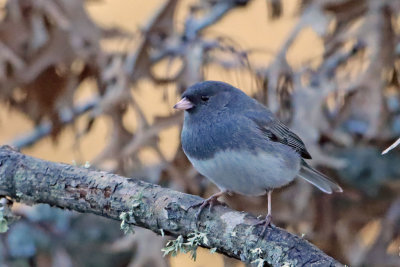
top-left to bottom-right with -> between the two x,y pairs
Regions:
245,107 -> 342,193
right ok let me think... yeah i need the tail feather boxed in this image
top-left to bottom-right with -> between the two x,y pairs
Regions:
298,160 -> 343,194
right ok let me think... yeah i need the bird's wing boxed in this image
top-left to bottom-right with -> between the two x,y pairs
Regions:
245,110 -> 312,159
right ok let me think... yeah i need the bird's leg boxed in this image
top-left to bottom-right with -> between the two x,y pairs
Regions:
190,190 -> 227,220
254,190 -> 273,235
267,190 -> 272,219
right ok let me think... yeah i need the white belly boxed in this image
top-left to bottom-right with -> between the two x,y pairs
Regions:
187,150 -> 300,196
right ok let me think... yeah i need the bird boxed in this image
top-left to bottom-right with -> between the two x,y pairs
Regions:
173,80 -> 342,232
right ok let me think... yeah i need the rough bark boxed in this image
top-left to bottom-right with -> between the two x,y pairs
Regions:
0,146 -> 342,266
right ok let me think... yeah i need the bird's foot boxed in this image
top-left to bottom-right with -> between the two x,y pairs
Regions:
254,214 -> 273,236
189,194 -> 225,221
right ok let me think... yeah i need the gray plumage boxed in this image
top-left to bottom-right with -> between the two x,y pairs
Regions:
177,80 -> 342,197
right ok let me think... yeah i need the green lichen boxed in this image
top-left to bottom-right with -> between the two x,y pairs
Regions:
186,231 -> 209,260
131,192 -> 143,208
119,211 -> 135,234
0,210 -> 9,233
251,258 -> 266,267
161,231 -> 210,261
0,200 -> 17,233
162,235 -> 185,257
251,247 -> 263,255
71,160 -> 91,168
250,247 -> 266,267
261,242 -> 298,266
119,192 -> 145,235
248,247 -> 296,267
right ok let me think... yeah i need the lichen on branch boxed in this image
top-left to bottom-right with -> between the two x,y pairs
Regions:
0,146 -> 342,266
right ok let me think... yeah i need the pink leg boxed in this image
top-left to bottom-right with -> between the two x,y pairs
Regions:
254,190 -> 273,235
267,190 -> 272,218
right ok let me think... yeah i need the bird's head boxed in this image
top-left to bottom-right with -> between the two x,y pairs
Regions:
174,81 -> 245,114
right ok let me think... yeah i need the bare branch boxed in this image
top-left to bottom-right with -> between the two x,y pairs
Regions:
9,98 -> 98,149
0,146 -> 342,266
184,0 -> 250,40
382,137 -> 400,155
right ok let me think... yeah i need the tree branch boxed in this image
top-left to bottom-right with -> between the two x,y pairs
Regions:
10,98 -> 98,149
0,146 -> 342,266
184,0 -> 251,40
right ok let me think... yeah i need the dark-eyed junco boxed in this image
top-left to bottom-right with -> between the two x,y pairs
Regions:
174,81 -> 342,230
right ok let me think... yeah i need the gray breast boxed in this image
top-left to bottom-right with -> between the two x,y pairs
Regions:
187,148 -> 301,196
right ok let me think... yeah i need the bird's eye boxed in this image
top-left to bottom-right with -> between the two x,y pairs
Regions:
201,96 -> 209,102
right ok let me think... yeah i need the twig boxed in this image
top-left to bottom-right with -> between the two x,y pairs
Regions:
9,98 -> 98,149
184,0 -> 250,40
382,137 -> 400,155
0,146 -> 342,266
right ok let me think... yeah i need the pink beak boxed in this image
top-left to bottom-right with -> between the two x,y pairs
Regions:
173,97 -> 194,110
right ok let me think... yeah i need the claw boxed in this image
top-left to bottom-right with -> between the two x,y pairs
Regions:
260,214 -> 272,236
254,214 -> 273,236
256,190 -> 273,236
189,191 -> 226,221
194,196 -> 223,220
